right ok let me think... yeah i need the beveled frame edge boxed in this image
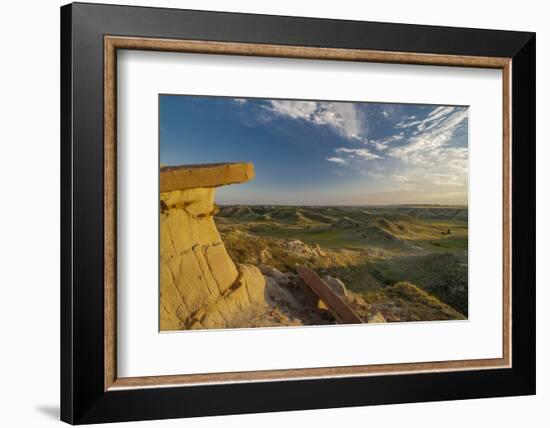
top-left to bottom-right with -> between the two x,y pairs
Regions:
104,35 -> 512,391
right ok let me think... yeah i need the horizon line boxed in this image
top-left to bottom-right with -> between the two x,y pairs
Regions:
217,203 -> 468,208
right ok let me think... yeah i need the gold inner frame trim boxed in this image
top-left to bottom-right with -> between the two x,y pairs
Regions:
104,35 -> 512,391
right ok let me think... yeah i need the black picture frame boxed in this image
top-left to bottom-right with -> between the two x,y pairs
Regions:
61,2 -> 535,424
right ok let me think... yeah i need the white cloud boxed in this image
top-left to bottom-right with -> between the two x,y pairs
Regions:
268,100 -> 316,119
389,128 -> 452,161
395,119 -> 423,129
335,147 -> 381,160
257,100 -> 468,197
233,98 -> 247,105
386,107 -> 469,191
265,100 -> 366,141
372,142 -> 388,151
427,106 -> 454,120
423,172 -> 465,187
389,107 -> 468,165
425,107 -> 468,134
369,134 -> 404,151
395,106 -> 464,133
382,110 -> 389,118
326,156 -> 348,165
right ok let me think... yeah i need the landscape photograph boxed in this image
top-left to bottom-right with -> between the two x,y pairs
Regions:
159,95 -> 469,331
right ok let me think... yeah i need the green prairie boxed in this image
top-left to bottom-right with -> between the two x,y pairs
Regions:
217,204 -> 468,321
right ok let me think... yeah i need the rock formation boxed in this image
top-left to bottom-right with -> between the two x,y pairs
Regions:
160,163 -> 267,331
160,162 -> 386,331
324,275 -> 347,297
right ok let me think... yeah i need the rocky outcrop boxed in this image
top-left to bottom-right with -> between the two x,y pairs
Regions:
324,275 -> 347,297
160,163 -> 267,331
159,162 -> 386,330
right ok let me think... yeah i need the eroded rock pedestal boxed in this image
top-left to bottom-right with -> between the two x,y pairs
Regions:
160,163 -> 267,331
160,162 -> 384,330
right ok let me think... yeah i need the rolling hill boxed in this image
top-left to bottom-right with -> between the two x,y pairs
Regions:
217,204 -> 468,319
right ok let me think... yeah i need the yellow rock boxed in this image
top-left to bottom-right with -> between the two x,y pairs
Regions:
205,243 -> 239,294
160,188 -> 221,256
160,162 -> 255,192
159,178 -> 267,331
238,264 -> 266,306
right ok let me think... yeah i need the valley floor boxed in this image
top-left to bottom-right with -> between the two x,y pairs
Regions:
217,204 -> 468,323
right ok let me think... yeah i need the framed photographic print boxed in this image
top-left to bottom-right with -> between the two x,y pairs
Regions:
61,2 -> 536,424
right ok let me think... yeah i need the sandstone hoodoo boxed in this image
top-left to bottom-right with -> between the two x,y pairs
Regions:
159,162 -> 381,331
160,163 -> 267,330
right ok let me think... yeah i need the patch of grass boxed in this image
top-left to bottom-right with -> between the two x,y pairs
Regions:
221,230 -> 364,273
364,281 -> 466,322
217,205 -> 468,320
373,251 -> 468,315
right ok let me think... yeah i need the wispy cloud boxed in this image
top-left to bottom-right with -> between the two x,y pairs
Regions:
326,156 -> 348,165
284,102 -> 468,190
380,106 -> 469,193
162,95 -> 469,205
395,119 -> 422,129
369,133 -> 404,151
335,147 -> 381,160
265,100 -> 367,142
395,106 -> 463,132
388,107 -> 468,169
423,172 -> 465,187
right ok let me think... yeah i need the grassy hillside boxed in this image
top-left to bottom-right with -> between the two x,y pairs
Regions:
362,281 -> 466,322
218,204 -> 468,321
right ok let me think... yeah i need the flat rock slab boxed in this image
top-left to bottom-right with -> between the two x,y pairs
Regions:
297,267 -> 363,325
160,162 -> 255,192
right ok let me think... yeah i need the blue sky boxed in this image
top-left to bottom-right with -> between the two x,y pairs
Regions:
160,95 -> 468,205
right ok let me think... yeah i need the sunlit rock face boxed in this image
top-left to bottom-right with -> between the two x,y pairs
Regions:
159,165 -> 266,331
158,163 -> 385,331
